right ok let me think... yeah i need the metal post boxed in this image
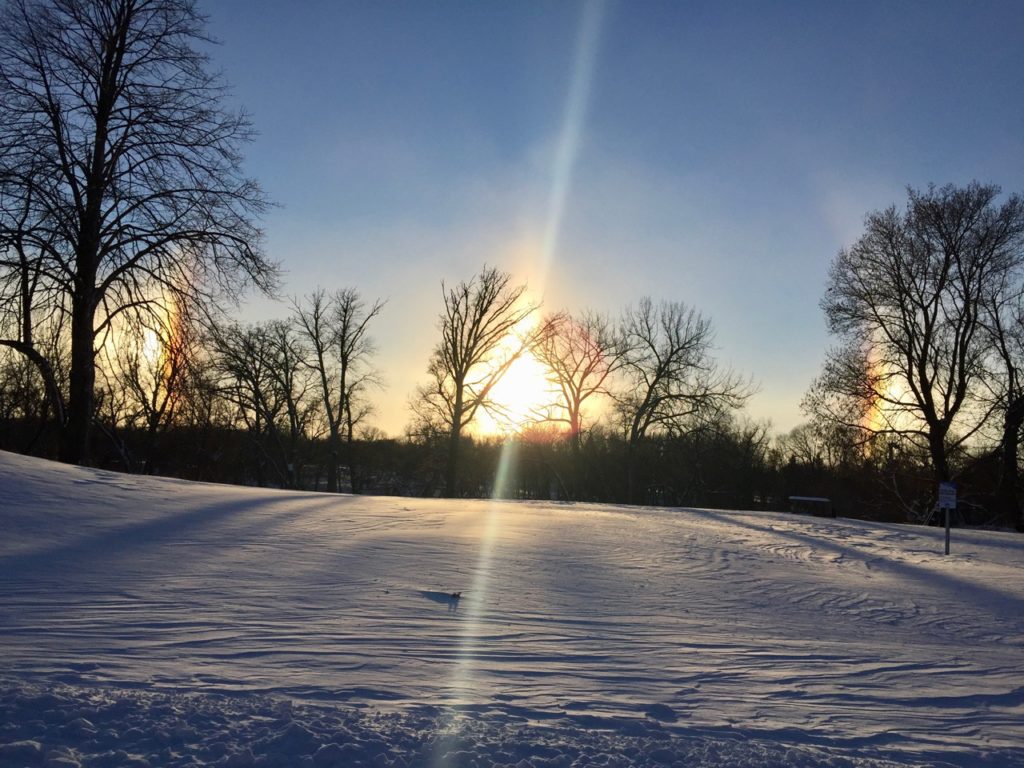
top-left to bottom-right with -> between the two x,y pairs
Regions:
938,481 -> 956,556
944,505 -> 951,555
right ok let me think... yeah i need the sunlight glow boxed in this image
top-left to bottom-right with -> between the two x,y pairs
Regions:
863,349 -> 911,434
100,294 -> 177,368
475,349 -> 560,436
430,450 -> 514,767
431,7 -> 606,761
98,291 -> 183,414
464,312 -> 560,437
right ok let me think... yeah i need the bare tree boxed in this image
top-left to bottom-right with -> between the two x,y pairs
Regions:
294,287 -> 385,493
777,420 -> 861,471
267,320 -> 315,488
0,0 -> 276,465
0,191 -> 67,428
615,298 -> 749,503
413,266 -> 537,497
0,343 -> 62,452
104,299 -> 201,472
209,320 -> 312,488
532,311 -> 621,452
815,183 -> 1024,487
171,338 -> 230,479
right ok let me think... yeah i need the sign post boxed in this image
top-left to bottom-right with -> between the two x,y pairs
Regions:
938,481 -> 956,555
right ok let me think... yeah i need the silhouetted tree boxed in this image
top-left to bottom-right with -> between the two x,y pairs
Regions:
533,311 -> 621,451
0,0 -> 276,465
0,192 -> 66,430
615,298 -> 749,503
294,287 -> 384,492
814,183 -> 1024,488
209,320 -> 312,487
413,266 -> 537,497
530,311 -> 621,497
101,299 -> 202,473
778,420 -> 860,471
979,239 -> 1024,529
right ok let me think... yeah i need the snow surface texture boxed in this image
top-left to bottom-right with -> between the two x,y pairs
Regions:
0,450 -> 1022,768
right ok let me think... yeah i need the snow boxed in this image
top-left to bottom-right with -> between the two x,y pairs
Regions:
1,450 -> 1022,767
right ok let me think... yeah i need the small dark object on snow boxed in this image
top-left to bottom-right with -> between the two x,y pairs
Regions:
418,590 -> 462,609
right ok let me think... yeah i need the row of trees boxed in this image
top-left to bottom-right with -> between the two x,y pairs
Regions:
0,258 -> 752,502
411,266 -> 750,500
1,2 -> 1022,526
0,0 -> 749,504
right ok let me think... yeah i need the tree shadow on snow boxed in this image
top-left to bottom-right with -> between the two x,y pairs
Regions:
684,508 -> 1024,620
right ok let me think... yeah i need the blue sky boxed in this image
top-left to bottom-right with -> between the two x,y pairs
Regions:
204,0 -> 1024,437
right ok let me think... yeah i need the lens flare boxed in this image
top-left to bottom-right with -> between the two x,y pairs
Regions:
429,443 -> 518,766
532,0 -> 605,294
432,6 -> 606,761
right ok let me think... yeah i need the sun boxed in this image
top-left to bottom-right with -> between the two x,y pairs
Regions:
474,348 -> 561,437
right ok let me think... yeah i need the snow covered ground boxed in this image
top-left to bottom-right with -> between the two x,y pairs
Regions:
1,450 -> 1022,768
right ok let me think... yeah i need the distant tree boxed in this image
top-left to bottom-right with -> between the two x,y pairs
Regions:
777,420 -> 860,471
413,266 -> 537,497
209,320 -> 312,488
615,298 -> 749,503
814,183 -> 1024,488
530,311 -> 621,498
171,339 -> 231,478
532,311 -> 621,452
294,288 -> 385,493
0,0 -> 276,465
661,414 -> 771,508
105,300 -> 202,473
0,344 -> 60,452
267,320 -> 315,487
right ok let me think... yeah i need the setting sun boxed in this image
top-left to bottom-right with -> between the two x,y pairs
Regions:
475,348 -> 561,436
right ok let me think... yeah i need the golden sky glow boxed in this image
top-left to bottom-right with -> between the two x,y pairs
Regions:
862,347 -> 913,435
474,348 -> 562,436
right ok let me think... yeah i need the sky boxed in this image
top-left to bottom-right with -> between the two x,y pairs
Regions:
203,0 -> 1024,438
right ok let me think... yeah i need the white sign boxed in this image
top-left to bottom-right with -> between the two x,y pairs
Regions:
938,482 -> 957,510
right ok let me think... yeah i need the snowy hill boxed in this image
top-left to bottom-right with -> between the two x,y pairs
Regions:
1,450 -> 1022,767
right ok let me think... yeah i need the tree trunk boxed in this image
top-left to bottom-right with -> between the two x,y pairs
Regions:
345,406 -> 359,494
625,440 -> 637,505
445,424 -> 461,498
567,430 -> 582,502
326,434 -> 339,493
143,412 -> 161,474
998,395 -> 1024,530
444,387 -> 465,498
60,296 -> 96,465
0,341 -> 66,431
927,424 -> 951,484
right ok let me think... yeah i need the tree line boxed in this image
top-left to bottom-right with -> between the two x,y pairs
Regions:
1,1 -> 1022,528
0,0 -> 747,505
0,252 -> 756,505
